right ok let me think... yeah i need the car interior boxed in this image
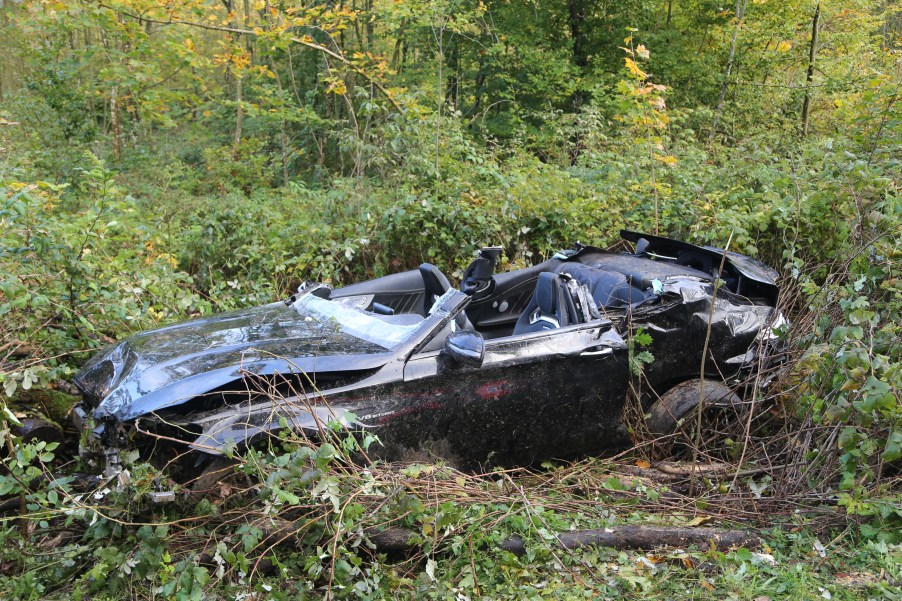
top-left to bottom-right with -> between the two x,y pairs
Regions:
329,231 -> 777,343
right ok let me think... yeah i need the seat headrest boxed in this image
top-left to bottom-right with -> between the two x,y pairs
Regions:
419,263 -> 451,293
535,272 -> 559,315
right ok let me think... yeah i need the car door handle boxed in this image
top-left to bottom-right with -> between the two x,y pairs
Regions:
580,347 -> 613,357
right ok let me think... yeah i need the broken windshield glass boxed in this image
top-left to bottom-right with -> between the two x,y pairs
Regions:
290,294 -> 421,350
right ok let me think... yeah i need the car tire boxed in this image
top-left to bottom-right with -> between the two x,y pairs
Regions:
186,455 -> 242,499
646,379 -> 741,436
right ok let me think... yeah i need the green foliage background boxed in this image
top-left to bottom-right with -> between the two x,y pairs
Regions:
0,0 -> 899,597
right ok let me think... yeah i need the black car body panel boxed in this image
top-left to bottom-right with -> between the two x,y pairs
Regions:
72,231 -> 782,469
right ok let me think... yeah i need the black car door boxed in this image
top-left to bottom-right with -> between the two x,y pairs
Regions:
383,320 -> 631,465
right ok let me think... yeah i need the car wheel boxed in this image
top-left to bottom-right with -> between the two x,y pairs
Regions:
186,455 -> 244,499
646,379 -> 744,459
646,379 -> 740,434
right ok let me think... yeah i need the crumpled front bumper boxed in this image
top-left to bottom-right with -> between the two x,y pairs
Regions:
71,402 -> 126,478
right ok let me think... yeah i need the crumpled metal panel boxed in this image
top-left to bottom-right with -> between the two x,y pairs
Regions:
188,402 -> 354,453
74,302 -> 394,422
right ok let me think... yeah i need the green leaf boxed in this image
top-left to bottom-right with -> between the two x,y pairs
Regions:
881,432 -> 902,462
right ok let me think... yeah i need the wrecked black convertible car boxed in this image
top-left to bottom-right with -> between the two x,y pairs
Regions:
72,230 -> 784,479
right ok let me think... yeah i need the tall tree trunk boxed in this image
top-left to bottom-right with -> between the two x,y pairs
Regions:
567,0 -> 590,115
219,0 -> 244,148
390,19 -> 406,71
261,6 -> 290,186
365,0 -> 374,49
0,0 -> 6,101
110,86 -> 121,160
801,3 -> 820,137
436,30 -> 443,177
446,34 -> 459,110
433,6 -> 448,178
666,0 -> 673,26
352,0 -> 364,50
233,75 -> 243,149
243,0 -> 253,59
710,0 -> 746,141
567,0 -> 589,68
279,119 -> 289,186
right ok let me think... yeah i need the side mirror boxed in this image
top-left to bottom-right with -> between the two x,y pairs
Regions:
443,330 -> 485,368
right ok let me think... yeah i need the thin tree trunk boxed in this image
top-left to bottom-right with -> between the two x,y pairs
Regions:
110,86 -> 121,160
243,0 -> 253,58
352,0 -> 364,49
446,34 -> 459,110
233,76 -> 243,149
261,5 -> 290,187
0,0 -> 5,102
801,3 -> 820,137
365,0 -> 374,49
279,120 -> 289,186
433,9 -> 446,178
390,18 -> 406,70
710,0 -> 746,141
666,0 -> 673,26
468,20 -> 489,116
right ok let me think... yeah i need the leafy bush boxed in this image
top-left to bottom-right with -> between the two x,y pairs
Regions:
0,154 -> 210,395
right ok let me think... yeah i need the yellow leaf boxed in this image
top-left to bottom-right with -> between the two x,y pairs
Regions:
686,515 -> 711,527
636,44 -> 650,59
776,41 -> 792,52
654,154 -> 679,166
327,80 -> 348,96
700,580 -> 715,591
624,57 -> 647,79
840,379 -> 861,392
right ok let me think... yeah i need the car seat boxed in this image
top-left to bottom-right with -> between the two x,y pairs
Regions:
419,263 -> 474,330
512,272 -> 580,335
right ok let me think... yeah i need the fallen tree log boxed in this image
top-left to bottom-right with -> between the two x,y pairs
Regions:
366,524 -> 759,555
366,528 -> 421,552
555,524 -> 759,551
237,515 -> 761,557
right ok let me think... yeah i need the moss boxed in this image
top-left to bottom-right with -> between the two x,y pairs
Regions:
10,387 -> 79,425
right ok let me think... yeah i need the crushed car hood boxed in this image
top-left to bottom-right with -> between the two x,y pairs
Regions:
73,302 -> 393,422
